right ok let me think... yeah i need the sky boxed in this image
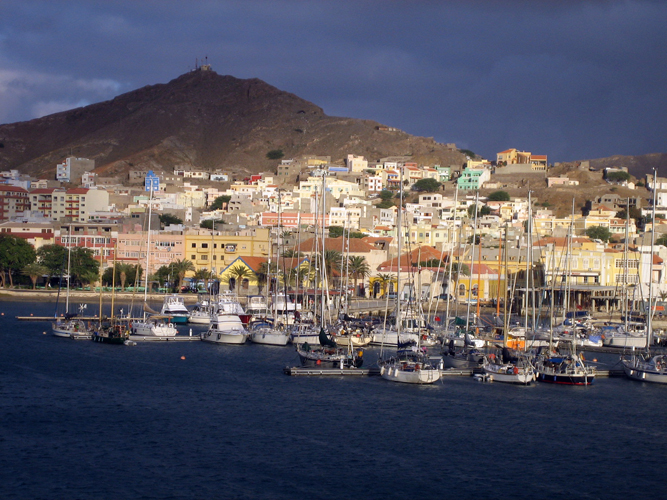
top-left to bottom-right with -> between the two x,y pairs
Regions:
1,0 -> 666,163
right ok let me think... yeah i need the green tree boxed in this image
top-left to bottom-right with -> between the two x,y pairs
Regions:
266,149 -> 284,160
376,199 -> 395,209
375,273 -> 395,297
22,263 -> 48,289
420,259 -> 446,268
329,226 -> 345,238
117,263 -> 133,289
657,235 -> 667,247
488,190 -> 510,201
209,195 -> 231,211
467,204 -> 491,218
200,219 -> 225,230
411,178 -> 441,192
606,171 -> 631,183
159,213 -> 183,228
223,264 -> 254,294
69,247 -> 99,288
347,256 -> 370,297
379,190 -> 394,201
585,225 -> 613,243
169,259 -> 196,291
459,149 -> 476,158
37,244 -> 67,280
615,207 -> 643,225
0,235 -> 37,288
193,268 -> 213,291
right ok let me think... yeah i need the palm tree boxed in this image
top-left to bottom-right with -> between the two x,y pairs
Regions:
254,261 -> 270,295
223,264 -> 254,296
193,268 -> 212,292
169,259 -> 195,291
116,263 -> 133,290
320,249 -> 342,287
22,263 -> 48,290
375,273 -> 395,297
282,249 -> 302,258
347,256 -> 370,297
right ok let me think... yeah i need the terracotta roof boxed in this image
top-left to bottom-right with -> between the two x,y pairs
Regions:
531,155 -> 547,160
294,237 -> 376,254
498,149 -> 515,154
377,245 -> 449,270
29,188 -> 57,194
654,254 -> 663,264
0,185 -> 29,193
67,188 -> 90,194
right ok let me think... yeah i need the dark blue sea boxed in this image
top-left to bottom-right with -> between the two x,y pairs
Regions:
1,298 -> 665,500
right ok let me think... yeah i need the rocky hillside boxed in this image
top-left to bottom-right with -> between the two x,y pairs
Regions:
0,68 -> 465,181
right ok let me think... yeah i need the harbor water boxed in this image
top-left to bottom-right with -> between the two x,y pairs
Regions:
1,299 -> 665,500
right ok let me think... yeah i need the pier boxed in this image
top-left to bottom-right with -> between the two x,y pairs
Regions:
283,366 -> 625,377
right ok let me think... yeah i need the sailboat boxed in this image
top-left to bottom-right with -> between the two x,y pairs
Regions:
481,198 -> 535,385
91,245 -> 131,345
51,228 -> 93,339
534,199 -> 595,385
622,172 -> 667,383
378,167 -> 440,384
131,180 -> 178,337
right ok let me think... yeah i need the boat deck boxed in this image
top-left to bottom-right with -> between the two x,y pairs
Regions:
128,335 -> 200,342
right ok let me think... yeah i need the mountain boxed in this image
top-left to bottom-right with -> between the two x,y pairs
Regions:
0,68 -> 465,181
588,153 -> 667,180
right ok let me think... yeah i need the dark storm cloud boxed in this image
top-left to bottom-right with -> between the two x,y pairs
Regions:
0,0 -> 665,162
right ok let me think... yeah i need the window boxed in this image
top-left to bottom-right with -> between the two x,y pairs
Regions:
202,243 -> 208,249
191,243 -> 196,248
191,255 -> 195,260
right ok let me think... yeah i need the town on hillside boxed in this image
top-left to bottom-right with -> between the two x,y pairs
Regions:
1,149 -> 665,315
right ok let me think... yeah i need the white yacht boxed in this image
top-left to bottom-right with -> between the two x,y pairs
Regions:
160,294 -> 190,323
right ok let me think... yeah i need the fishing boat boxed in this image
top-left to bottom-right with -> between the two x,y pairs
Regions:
52,316 -> 93,340
201,293 -> 249,344
160,294 -> 190,323
482,348 -> 535,384
188,292 -> 215,325
288,322 -> 321,345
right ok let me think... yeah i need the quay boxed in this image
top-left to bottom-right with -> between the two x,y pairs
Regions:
129,335 -> 200,342
284,366 -> 625,377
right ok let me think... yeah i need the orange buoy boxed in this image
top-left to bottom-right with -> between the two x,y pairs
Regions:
180,356 -> 186,360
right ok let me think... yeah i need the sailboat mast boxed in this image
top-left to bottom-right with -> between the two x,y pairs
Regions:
465,192 -> 479,331
648,169 -> 658,348
397,167 -> 403,342
143,185 -> 153,304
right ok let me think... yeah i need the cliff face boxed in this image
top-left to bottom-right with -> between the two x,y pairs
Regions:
0,69 -> 465,180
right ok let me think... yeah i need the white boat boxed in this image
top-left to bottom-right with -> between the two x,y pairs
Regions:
245,295 -> 269,316
248,319 -> 290,346
160,294 -> 190,323
602,329 -> 647,348
187,292 -> 215,324
379,346 -> 441,384
131,316 -> 177,337
377,172 -> 439,385
482,359 -> 535,384
289,323 -> 321,345
201,314 -> 248,344
271,292 -> 301,313
622,353 -> 667,384
482,349 -> 535,385
52,317 -> 92,339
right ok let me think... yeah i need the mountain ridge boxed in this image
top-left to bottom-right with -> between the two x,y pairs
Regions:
0,69 -> 466,180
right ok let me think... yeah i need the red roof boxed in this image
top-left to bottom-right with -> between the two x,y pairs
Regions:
0,185 -> 29,193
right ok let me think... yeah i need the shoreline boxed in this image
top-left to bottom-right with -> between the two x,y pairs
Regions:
0,289 -> 201,303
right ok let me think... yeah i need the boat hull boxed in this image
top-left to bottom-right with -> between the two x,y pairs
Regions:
201,330 -> 248,344
250,331 -> 290,346
379,363 -> 440,384
602,335 -> 647,348
536,371 -> 595,385
482,363 -> 534,384
622,358 -> 667,384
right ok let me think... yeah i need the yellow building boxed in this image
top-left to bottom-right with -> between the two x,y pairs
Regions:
183,227 -> 271,278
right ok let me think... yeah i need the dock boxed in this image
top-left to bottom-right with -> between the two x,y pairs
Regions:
129,335 -> 200,342
284,366 -> 625,378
